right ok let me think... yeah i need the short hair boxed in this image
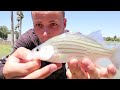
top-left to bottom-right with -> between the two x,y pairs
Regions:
31,11 -> 65,18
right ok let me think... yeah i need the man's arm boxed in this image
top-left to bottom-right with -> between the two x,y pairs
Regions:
0,29 -> 38,79
2,47 -> 62,79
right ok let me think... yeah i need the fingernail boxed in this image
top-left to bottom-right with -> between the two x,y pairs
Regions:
70,59 -> 78,68
70,58 -> 78,62
82,58 -> 90,66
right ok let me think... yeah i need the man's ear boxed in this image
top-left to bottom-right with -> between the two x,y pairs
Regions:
63,18 -> 67,28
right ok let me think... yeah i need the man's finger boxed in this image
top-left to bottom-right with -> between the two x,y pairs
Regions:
81,58 -> 100,79
7,60 -> 41,78
11,47 -> 34,63
107,64 -> 117,77
22,63 -> 62,79
99,64 -> 117,78
68,58 -> 86,79
68,58 -> 79,74
66,69 -> 77,79
19,60 -> 41,75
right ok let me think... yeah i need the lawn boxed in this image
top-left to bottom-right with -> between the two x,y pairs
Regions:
0,43 -> 12,59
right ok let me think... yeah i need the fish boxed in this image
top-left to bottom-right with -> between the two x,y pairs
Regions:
32,30 -> 120,70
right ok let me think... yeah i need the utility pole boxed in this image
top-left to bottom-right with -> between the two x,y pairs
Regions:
11,11 -> 14,50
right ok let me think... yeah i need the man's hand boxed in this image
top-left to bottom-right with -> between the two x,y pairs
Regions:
66,58 -> 117,79
3,47 -> 62,79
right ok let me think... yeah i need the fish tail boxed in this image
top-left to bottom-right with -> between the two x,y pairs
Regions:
111,47 -> 120,70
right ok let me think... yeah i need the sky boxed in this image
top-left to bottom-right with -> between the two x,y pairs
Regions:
0,11 -> 120,37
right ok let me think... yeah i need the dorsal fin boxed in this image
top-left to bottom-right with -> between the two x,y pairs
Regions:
87,30 -> 105,44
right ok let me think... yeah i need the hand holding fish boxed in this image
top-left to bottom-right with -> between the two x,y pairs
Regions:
66,58 -> 117,79
3,47 -> 62,79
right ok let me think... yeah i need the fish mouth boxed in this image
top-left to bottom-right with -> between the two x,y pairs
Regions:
39,45 -> 55,61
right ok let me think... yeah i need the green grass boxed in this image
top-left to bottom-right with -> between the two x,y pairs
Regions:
0,43 -> 12,58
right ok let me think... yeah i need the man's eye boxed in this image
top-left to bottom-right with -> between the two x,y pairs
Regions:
35,24 -> 43,27
51,23 -> 57,26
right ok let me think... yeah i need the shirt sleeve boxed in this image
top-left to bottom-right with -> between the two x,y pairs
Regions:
0,61 -> 5,79
13,29 -> 40,51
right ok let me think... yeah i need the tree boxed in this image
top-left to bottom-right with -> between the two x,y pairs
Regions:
14,30 -> 19,39
105,37 -> 111,41
113,35 -> 117,41
115,38 -> 120,41
11,11 -> 14,49
16,11 -> 24,37
0,26 -> 9,40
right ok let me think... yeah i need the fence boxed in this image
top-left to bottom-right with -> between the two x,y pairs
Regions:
0,40 -> 11,45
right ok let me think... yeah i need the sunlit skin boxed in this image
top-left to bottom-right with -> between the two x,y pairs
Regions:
32,11 -> 66,43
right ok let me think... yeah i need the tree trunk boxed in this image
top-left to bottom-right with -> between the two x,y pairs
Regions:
19,19 -> 22,37
11,11 -> 14,50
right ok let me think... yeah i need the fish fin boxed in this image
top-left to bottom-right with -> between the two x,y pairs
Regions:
65,31 -> 82,35
111,46 -> 120,70
87,30 -> 105,44
65,31 -> 82,38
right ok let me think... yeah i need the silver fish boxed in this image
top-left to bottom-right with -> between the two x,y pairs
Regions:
32,30 -> 120,70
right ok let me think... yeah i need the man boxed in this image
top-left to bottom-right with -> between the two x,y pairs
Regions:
0,11 -> 117,79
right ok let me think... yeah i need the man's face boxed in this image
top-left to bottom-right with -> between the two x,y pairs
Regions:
32,11 -> 66,43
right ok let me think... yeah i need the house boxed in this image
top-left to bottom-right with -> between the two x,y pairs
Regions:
7,34 -> 16,42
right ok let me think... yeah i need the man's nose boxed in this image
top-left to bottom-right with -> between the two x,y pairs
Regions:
43,27 -> 50,36
43,32 -> 47,36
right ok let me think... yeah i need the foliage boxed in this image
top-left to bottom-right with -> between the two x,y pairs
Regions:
104,35 -> 120,41
0,25 -> 19,40
0,26 -> 9,40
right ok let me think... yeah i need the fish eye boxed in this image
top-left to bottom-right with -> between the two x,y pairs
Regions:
36,48 -> 39,51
